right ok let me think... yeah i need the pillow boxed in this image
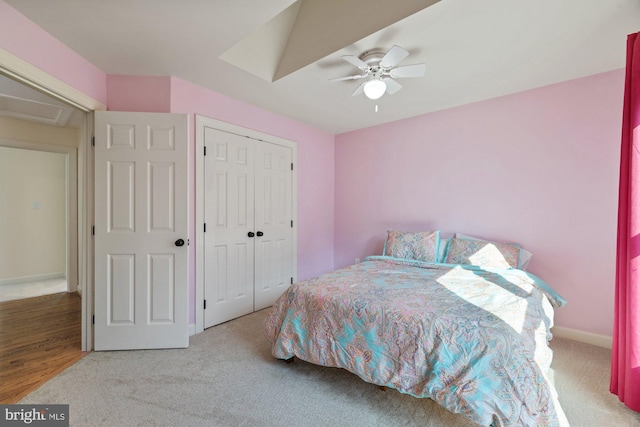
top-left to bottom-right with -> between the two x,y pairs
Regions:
455,233 -> 533,270
444,237 -> 520,269
384,230 -> 440,263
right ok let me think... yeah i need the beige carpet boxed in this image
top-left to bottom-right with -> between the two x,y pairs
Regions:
20,310 -> 640,426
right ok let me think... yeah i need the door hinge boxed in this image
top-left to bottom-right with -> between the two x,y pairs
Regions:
204,146 -> 207,156
91,136 -> 95,147
204,223 -> 207,233
290,277 -> 293,285
204,300 -> 207,310
291,163 -> 293,171
92,315 -> 95,325
291,220 -> 293,228
92,226 -> 95,236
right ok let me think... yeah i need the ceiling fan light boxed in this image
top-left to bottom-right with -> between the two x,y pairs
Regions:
363,79 -> 386,100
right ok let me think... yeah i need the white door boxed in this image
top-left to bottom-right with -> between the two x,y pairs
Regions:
204,128 -> 255,328
254,141 -> 293,310
94,111 -> 189,350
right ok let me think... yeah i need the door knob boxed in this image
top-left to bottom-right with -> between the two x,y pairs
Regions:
175,239 -> 185,247
248,232 -> 255,238
256,231 -> 264,237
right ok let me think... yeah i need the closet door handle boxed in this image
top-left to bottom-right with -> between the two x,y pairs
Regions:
175,239 -> 185,247
256,231 -> 264,237
248,232 -> 255,238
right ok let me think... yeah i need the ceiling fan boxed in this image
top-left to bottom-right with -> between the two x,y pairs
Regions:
329,45 -> 426,100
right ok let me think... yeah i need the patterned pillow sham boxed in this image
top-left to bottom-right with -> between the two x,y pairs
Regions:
384,230 -> 440,263
444,237 -> 520,269
455,233 -> 532,270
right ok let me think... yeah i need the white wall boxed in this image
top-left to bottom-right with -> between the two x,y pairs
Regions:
0,120 -> 74,283
0,116 -> 79,147
0,146 -> 66,282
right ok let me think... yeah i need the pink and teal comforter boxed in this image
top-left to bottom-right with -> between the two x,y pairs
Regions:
264,256 -> 568,427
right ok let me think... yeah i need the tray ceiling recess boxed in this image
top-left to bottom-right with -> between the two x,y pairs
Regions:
219,0 -> 440,82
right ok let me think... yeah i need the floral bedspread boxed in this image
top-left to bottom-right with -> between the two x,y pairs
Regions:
264,256 -> 569,427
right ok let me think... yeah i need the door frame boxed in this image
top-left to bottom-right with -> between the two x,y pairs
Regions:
0,47 -> 106,351
194,115 -> 297,334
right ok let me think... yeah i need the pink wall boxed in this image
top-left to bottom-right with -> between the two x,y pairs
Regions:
106,75 -> 171,112
0,1 -> 107,105
335,69 -> 624,337
109,76 -> 335,325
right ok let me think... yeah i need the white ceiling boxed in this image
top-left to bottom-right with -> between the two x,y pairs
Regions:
4,0 -> 640,135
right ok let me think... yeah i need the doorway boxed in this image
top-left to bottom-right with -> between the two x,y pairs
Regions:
0,47 -> 105,351
0,146 -> 74,303
0,134 -> 83,404
0,72 -> 87,402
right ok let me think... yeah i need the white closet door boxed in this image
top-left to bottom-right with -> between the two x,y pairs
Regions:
204,128 -> 255,328
254,141 -> 293,310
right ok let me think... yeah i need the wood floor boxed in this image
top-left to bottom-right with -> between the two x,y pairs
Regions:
0,292 -> 85,403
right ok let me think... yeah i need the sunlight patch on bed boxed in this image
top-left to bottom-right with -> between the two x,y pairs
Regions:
436,266 -> 528,334
546,367 -> 557,387
468,244 -> 510,268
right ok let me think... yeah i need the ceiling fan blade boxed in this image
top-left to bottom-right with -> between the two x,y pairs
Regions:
342,55 -> 369,71
380,45 -> 409,68
351,81 -> 366,97
329,75 -> 366,82
389,64 -> 426,78
383,78 -> 403,94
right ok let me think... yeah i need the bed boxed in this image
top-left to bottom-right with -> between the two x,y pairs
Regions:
264,231 -> 569,427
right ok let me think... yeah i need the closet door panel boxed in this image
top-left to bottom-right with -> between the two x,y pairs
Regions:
254,141 -> 293,310
204,128 -> 255,328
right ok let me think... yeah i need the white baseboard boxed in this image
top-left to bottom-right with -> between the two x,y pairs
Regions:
188,323 -> 196,337
0,272 -> 65,286
551,326 -> 612,349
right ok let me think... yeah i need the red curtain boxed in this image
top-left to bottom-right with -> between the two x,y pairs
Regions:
612,31 -> 640,412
